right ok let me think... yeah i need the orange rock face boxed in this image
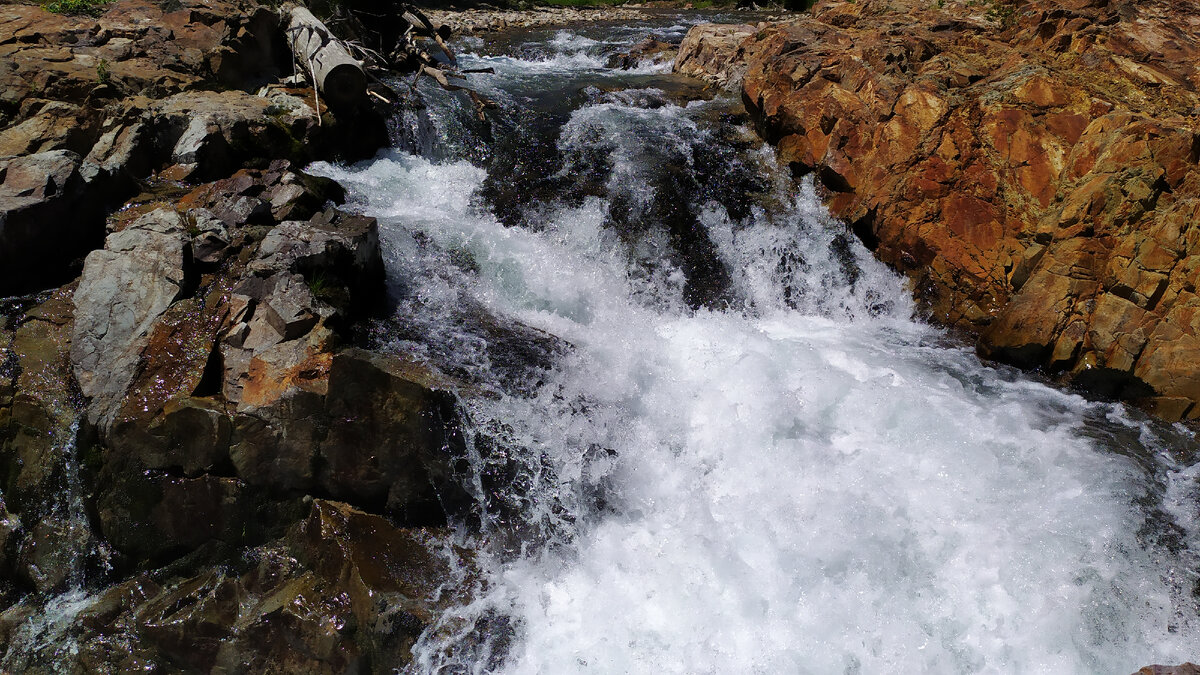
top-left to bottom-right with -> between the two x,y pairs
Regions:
677,0 -> 1200,419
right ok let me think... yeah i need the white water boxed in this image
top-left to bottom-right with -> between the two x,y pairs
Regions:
311,24 -> 1200,674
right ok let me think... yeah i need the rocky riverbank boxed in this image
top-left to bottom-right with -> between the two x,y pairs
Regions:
425,4 -> 653,34
0,0 -> 484,669
675,0 -> 1200,421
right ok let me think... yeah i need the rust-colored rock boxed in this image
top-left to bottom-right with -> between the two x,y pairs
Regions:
678,0 -> 1200,419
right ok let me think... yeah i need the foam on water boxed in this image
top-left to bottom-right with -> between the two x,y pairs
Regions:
310,22 -> 1200,674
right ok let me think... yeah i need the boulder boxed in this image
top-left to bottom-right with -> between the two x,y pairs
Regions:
320,348 -> 473,523
70,207 -> 191,431
674,24 -> 756,90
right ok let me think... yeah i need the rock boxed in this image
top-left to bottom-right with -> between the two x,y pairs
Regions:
679,0 -> 1200,418
13,499 -> 468,673
14,515 -> 90,594
0,101 -> 102,157
230,388 -> 326,494
1134,666 -> 1200,675
607,37 -> 678,71
0,150 -> 117,295
148,89 -> 323,182
319,348 -> 472,523
425,6 -> 651,35
70,207 -> 190,431
675,24 -> 757,90
95,468 -> 265,561
252,208 -> 385,316
107,397 -> 232,476
0,2 -> 383,295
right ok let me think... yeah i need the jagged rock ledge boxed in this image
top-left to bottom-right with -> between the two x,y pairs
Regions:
675,0 -> 1200,421
0,0 -> 485,670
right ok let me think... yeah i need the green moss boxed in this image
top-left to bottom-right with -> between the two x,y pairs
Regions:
42,0 -> 111,16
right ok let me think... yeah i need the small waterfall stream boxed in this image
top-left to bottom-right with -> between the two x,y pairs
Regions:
309,15 -> 1200,674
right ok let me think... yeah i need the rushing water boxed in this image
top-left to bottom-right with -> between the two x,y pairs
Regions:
311,15 -> 1200,674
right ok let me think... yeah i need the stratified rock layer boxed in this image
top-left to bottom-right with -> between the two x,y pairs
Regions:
677,0 -> 1200,419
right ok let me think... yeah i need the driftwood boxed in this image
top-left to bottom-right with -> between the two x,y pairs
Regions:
283,1 -> 495,120
285,5 -> 367,110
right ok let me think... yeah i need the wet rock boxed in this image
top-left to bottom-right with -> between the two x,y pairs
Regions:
320,349 -> 472,523
230,388 -> 325,494
0,288 -> 79,510
95,469 -> 265,561
607,37 -> 677,71
0,496 -> 19,594
70,207 -> 190,431
26,499 -> 468,673
14,516 -> 89,594
679,0 -> 1200,418
288,499 -> 464,661
1134,666 -> 1200,675
108,397 -> 232,476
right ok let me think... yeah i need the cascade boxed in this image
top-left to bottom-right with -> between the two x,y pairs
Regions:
309,16 -> 1200,674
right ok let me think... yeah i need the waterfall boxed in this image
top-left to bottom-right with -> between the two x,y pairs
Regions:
308,19 -> 1200,674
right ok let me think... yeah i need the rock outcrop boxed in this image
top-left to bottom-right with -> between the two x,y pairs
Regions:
0,0 -> 386,296
677,0 -> 1200,419
0,1 -> 478,670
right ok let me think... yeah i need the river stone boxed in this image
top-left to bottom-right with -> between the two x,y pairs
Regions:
71,207 -> 190,430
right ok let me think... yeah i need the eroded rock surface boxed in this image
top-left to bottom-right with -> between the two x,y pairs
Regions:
0,0 -> 386,296
677,0 -> 1200,418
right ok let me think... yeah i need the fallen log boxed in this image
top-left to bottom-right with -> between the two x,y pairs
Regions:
285,4 -> 367,110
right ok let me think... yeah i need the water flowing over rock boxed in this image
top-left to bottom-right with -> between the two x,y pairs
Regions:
677,0 -> 1200,419
2,3 -> 1199,672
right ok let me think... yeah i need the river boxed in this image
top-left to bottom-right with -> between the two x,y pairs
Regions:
309,13 -> 1200,674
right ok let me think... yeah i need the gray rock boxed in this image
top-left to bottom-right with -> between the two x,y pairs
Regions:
0,150 -> 121,295
70,208 -> 190,430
